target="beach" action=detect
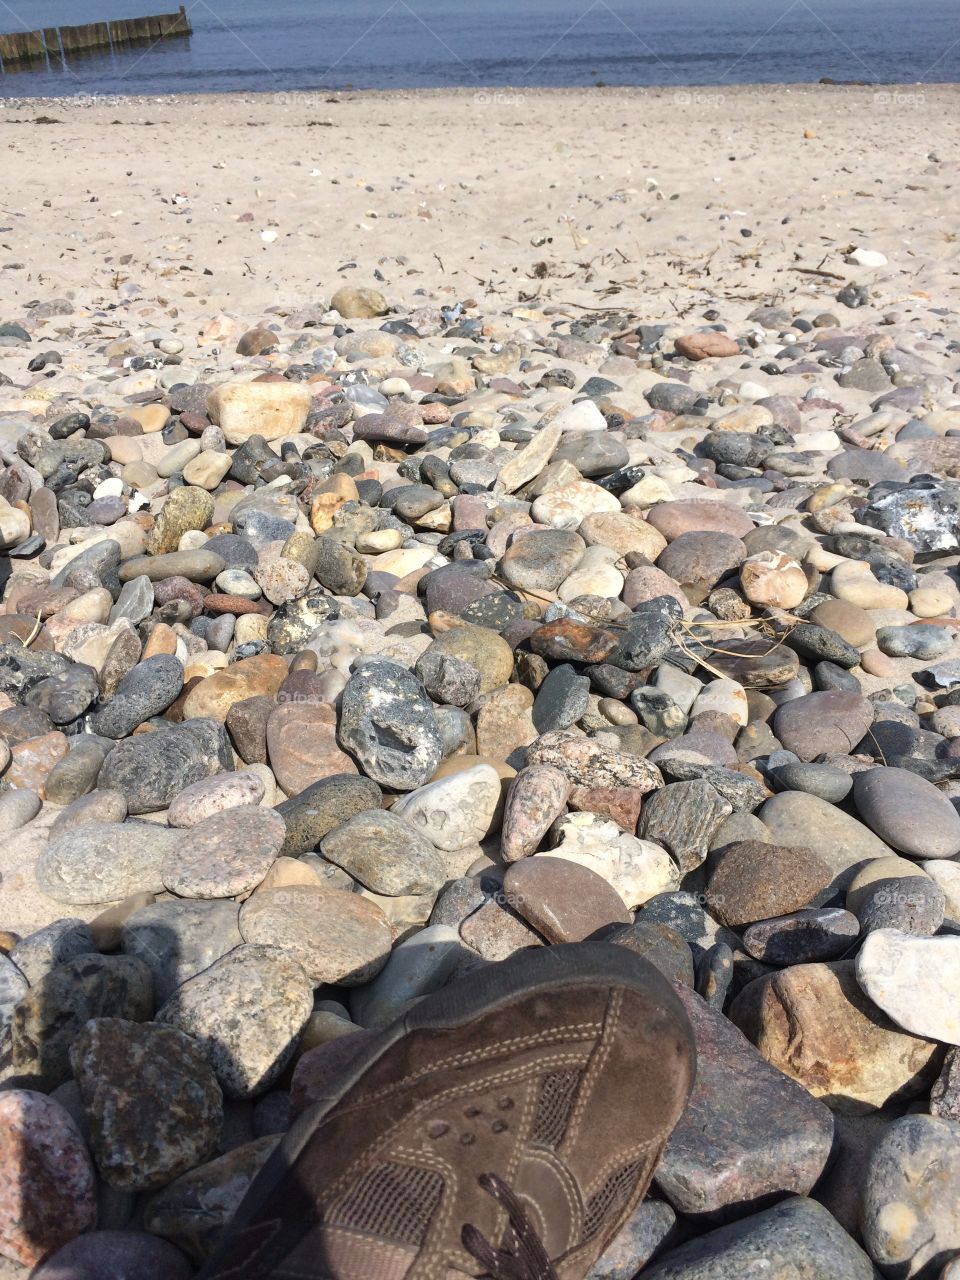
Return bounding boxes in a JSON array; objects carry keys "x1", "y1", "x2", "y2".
[
  {"x1": 2, "y1": 84, "x2": 958, "y2": 325},
  {"x1": 2, "y1": 81, "x2": 960, "y2": 1279}
]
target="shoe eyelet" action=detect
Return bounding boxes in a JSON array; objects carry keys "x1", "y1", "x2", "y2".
[
  {"x1": 497, "y1": 1097, "x2": 514, "y2": 1111},
  {"x1": 491, "y1": 1119, "x2": 508, "y2": 1134},
  {"x1": 460, "y1": 1132, "x2": 475, "y2": 1145},
  {"x1": 427, "y1": 1121, "x2": 449, "y2": 1139},
  {"x1": 464, "y1": 1106, "x2": 482, "y2": 1118}
]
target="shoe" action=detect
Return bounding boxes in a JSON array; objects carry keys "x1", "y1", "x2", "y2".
[{"x1": 198, "y1": 940, "x2": 695, "y2": 1280}]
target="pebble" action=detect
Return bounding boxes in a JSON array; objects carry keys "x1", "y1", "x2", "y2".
[
  {"x1": 852, "y1": 765, "x2": 960, "y2": 858},
  {"x1": 122, "y1": 898, "x2": 243, "y2": 1002},
  {"x1": 856, "y1": 929, "x2": 960, "y2": 1044},
  {"x1": 160, "y1": 804, "x2": 285, "y2": 898},
  {"x1": 31, "y1": 1230, "x2": 193, "y2": 1280},
  {"x1": 391, "y1": 763, "x2": 501, "y2": 850},
  {"x1": 320, "y1": 809, "x2": 446, "y2": 896}
]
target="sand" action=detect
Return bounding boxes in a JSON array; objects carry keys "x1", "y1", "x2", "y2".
[{"x1": 2, "y1": 84, "x2": 959, "y2": 329}]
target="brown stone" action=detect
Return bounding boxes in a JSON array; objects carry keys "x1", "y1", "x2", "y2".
[
  {"x1": 225, "y1": 695, "x2": 275, "y2": 765},
  {"x1": 730, "y1": 960, "x2": 943, "y2": 1114},
  {"x1": 706, "y1": 840, "x2": 834, "y2": 928},
  {"x1": 8, "y1": 731, "x2": 68, "y2": 794},
  {"x1": 181, "y1": 653, "x2": 288, "y2": 722},
  {"x1": 675, "y1": 332, "x2": 741, "y2": 360},
  {"x1": 529, "y1": 619, "x2": 622, "y2": 664},
  {"x1": 267, "y1": 702, "x2": 357, "y2": 796},
  {"x1": 568, "y1": 784, "x2": 644, "y2": 832},
  {"x1": 504, "y1": 855, "x2": 631, "y2": 942}
]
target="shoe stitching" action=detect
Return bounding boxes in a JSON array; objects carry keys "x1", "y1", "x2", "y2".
[
  {"x1": 562, "y1": 989, "x2": 622, "y2": 1152},
  {"x1": 522, "y1": 1146, "x2": 582, "y2": 1248},
  {"x1": 393, "y1": 1146, "x2": 458, "y2": 1280},
  {"x1": 392, "y1": 1024, "x2": 603, "y2": 1088},
  {"x1": 269, "y1": 1228, "x2": 415, "y2": 1280},
  {"x1": 583, "y1": 1135, "x2": 661, "y2": 1201},
  {"x1": 323, "y1": 1053, "x2": 590, "y2": 1204}
]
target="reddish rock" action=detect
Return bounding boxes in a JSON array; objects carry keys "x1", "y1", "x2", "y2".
[
  {"x1": 504, "y1": 856, "x2": 631, "y2": 942},
  {"x1": 675, "y1": 332, "x2": 741, "y2": 360},
  {"x1": 267, "y1": 702, "x2": 357, "y2": 795},
  {"x1": 568, "y1": 783, "x2": 644, "y2": 832},
  {"x1": 8, "y1": 732, "x2": 68, "y2": 794},
  {"x1": 0, "y1": 1090, "x2": 96, "y2": 1266}
]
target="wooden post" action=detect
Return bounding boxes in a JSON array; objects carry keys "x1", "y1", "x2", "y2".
[{"x1": 43, "y1": 27, "x2": 62, "y2": 58}]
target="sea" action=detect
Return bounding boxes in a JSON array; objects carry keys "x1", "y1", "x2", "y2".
[{"x1": 0, "y1": 0, "x2": 957, "y2": 98}]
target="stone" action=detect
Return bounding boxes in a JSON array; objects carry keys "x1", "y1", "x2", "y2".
[
  {"x1": 550, "y1": 812, "x2": 680, "y2": 909},
  {"x1": 338, "y1": 660, "x2": 443, "y2": 791},
  {"x1": 10, "y1": 954, "x2": 153, "y2": 1092},
  {"x1": 181, "y1": 653, "x2": 287, "y2": 721},
  {"x1": 90, "y1": 654, "x2": 184, "y2": 738},
  {"x1": 853, "y1": 766, "x2": 960, "y2": 858},
  {"x1": 69, "y1": 1018, "x2": 222, "y2": 1192},
  {"x1": 499, "y1": 529, "x2": 586, "y2": 592},
  {"x1": 641, "y1": 1197, "x2": 875, "y2": 1280},
  {"x1": 267, "y1": 702, "x2": 357, "y2": 795},
  {"x1": 351, "y1": 924, "x2": 463, "y2": 1030},
  {"x1": 846, "y1": 857, "x2": 945, "y2": 936},
  {"x1": 35, "y1": 821, "x2": 182, "y2": 904},
  {"x1": 275, "y1": 774, "x2": 383, "y2": 857},
  {"x1": 207, "y1": 382, "x2": 311, "y2": 445},
  {"x1": 532, "y1": 663, "x2": 591, "y2": 732},
  {"x1": 655, "y1": 984, "x2": 834, "y2": 1219},
  {"x1": 760, "y1": 790, "x2": 894, "y2": 897},
  {"x1": 391, "y1": 764, "x2": 501, "y2": 850},
  {"x1": 646, "y1": 500, "x2": 754, "y2": 541},
  {"x1": 588, "y1": 1200, "x2": 678, "y2": 1280},
  {"x1": 142, "y1": 1136, "x2": 279, "y2": 1263},
  {"x1": 98, "y1": 723, "x2": 229, "y2": 814},
  {"x1": 148, "y1": 486, "x2": 212, "y2": 555},
  {"x1": 503, "y1": 856, "x2": 631, "y2": 942},
  {"x1": 331, "y1": 286, "x2": 388, "y2": 318},
  {"x1": 239, "y1": 884, "x2": 391, "y2": 986},
  {"x1": 122, "y1": 899, "x2": 243, "y2": 1003},
  {"x1": 161, "y1": 804, "x2": 285, "y2": 898},
  {"x1": 167, "y1": 770, "x2": 267, "y2": 827},
  {"x1": 414, "y1": 649, "x2": 482, "y2": 706},
  {"x1": 729, "y1": 960, "x2": 942, "y2": 1113},
  {"x1": 742, "y1": 908, "x2": 861, "y2": 964},
  {"x1": 321, "y1": 809, "x2": 445, "y2": 896},
  {"x1": 157, "y1": 944, "x2": 313, "y2": 1098},
  {"x1": 119, "y1": 549, "x2": 225, "y2": 583},
  {"x1": 739, "y1": 550, "x2": 808, "y2": 609},
  {"x1": 861, "y1": 1114, "x2": 960, "y2": 1280},
  {"x1": 460, "y1": 896, "x2": 545, "y2": 961},
  {"x1": 639, "y1": 781, "x2": 732, "y2": 875},
  {"x1": 856, "y1": 930, "x2": 960, "y2": 1045},
  {"x1": 501, "y1": 764, "x2": 572, "y2": 861},
  {"x1": 0, "y1": 1090, "x2": 95, "y2": 1267},
  {"x1": 526, "y1": 730, "x2": 663, "y2": 793},
  {"x1": 773, "y1": 690, "x2": 873, "y2": 761},
  {"x1": 706, "y1": 840, "x2": 834, "y2": 928},
  {"x1": 8, "y1": 918, "x2": 95, "y2": 985},
  {"x1": 675, "y1": 331, "x2": 740, "y2": 360},
  {"x1": 31, "y1": 1231, "x2": 193, "y2": 1280},
  {"x1": 419, "y1": 624, "x2": 514, "y2": 696}
]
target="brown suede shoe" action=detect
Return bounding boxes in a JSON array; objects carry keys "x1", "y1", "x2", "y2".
[{"x1": 198, "y1": 941, "x2": 695, "y2": 1280}]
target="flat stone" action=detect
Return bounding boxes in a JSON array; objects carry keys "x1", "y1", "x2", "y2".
[
  {"x1": 655, "y1": 985, "x2": 834, "y2": 1219},
  {"x1": 498, "y1": 529, "x2": 586, "y2": 592},
  {"x1": 742, "y1": 908, "x2": 861, "y2": 964},
  {"x1": 157, "y1": 943, "x2": 313, "y2": 1099},
  {"x1": 181, "y1": 653, "x2": 287, "y2": 722},
  {"x1": 161, "y1": 804, "x2": 285, "y2": 898},
  {"x1": 275, "y1": 774, "x2": 383, "y2": 857},
  {"x1": 90, "y1": 654, "x2": 184, "y2": 738},
  {"x1": 861, "y1": 1114, "x2": 960, "y2": 1280},
  {"x1": 8, "y1": 918, "x2": 95, "y2": 985},
  {"x1": 351, "y1": 924, "x2": 463, "y2": 1030},
  {"x1": 321, "y1": 809, "x2": 445, "y2": 896},
  {"x1": 35, "y1": 821, "x2": 182, "y2": 904},
  {"x1": 207, "y1": 380, "x2": 311, "y2": 445},
  {"x1": 706, "y1": 840, "x2": 834, "y2": 928},
  {"x1": 503, "y1": 855, "x2": 631, "y2": 942},
  {"x1": 526, "y1": 730, "x2": 663, "y2": 792},
  {"x1": 0, "y1": 1090, "x2": 95, "y2": 1267},
  {"x1": 646, "y1": 500, "x2": 754, "y2": 541},
  {"x1": 267, "y1": 701, "x2": 357, "y2": 796},
  {"x1": 773, "y1": 690, "x2": 873, "y2": 762},
  {"x1": 119, "y1": 549, "x2": 225, "y2": 583},
  {"x1": 729, "y1": 960, "x2": 942, "y2": 1114},
  {"x1": 853, "y1": 766, "x2": 960, "y2": 858},
  {"x1": 641, "y1": 1197, "x2": 875, "y2": 1280},
  {"x1": 122, "y1": 899, "x2": 243, "y2": 1003},
  {"x1": 69, "y1": 1017, "x2": 222, "y2": 1192},
  {"x1": 239, "y1": 884, "x2": 392, "y2": 986},
  {"x1": 167, "y1": 770, "x2": 266, "y2": 827},
  {"x1": 97, "y1": 723, "x2": 229, "y2": 814}
]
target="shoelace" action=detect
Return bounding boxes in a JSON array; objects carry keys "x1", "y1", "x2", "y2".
[{"x1": 461, "y1": 1172, "x2": 560, "y2": 1280}]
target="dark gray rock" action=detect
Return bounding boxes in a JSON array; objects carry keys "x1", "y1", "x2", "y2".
[
  {"x1": 98, "y1": 722, "x2": 230, "y2": 814},
  {"x1": 639, "y1": 780, "x2": 731, "y2": 874},
  {"x1": 532, "y1": 663, "x2": 590, "y2": 733},
  {"x1": 275, "y1": 773, "x2": 383, "y2": 857},
  {"x1": 9, "y1": 918, "x2": 96, "y2": 985},
  {"x1": 90, "y1": 655, "x2": 184, "y2": 738},
  {"x1": 742, "y1": 908, "x2": 861, "y2": 964},
  {"x1": 122, "y1": 899, "x2": 244, "y2": 1004}
]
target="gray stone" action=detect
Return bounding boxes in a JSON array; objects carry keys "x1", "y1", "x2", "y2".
[
  {"x1": 853, "y1": 766, "x2": 960, "y2": 859},
  {"x1": 350, "y1": 924, "x2": 463, "y2": 1029},
  {"x1": 321, "y1": 809, "x2": 445, "y2": 896},
  {"x1": 36, "y1": 821, "x2": 183, "y2": 905},
  {"x1": 742, "y1": 909, "x2": 861, "y2": 965},
  {"x1": 274, "y1": 774, "x2": 383, "y2": 857},
  {"x1": 98, "y1": 721, "x2": 231, "y2": 814},
  {"x1": 9, "y1": 918, "x2": 96, "y2": 985},
  {"x1": 641, "y1": 1197, "x2": 875, "y2": 1279},
  {"x1": 639, "y1": 781, "x2": 732, "y2": 874},
  {"x1": 157, "y1": 944, "x2": 313, "y2": 1099},
  {"x1": 161, "y1": 804, "x2": 285, "y2": 899},
  {"x1": 90, "y1": 655, "x2": 184, "y2": 738},
  {"x1": 338, "y1": 660, "x2": 443, "y2": 791},
  {"x1": 861, "y1": 1114, "x2": 960, "y2": 1279},
  {"x1": 122, "y1": 899, "x2": 244, "y2": 1003}
]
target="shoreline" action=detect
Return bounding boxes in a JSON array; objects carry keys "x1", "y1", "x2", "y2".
[{"x1": 0, "y1": 81, "x2": 955, "y2": 107}]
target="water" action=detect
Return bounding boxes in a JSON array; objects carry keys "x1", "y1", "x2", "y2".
[{"x1": 0, "y1": 0, "x2": 957, "y2": 98}]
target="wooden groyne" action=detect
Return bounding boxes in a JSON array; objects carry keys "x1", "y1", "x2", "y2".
[{"x1": 0, "y1": 6, "x2": 190, "y2": 69}]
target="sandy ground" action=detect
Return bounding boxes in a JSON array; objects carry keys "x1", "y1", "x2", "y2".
[{"x1": 1, "y1": 84, "x2": 959, "y2": 330}]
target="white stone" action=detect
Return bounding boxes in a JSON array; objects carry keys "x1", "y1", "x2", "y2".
[
  {"x1": 557, "y1": 545, "x2": 624, "y2": 602},
  {"x1": 550, "y1": 400, "x2": 607, "y2": 434},
  {"x1": 531, "y1": 481, "x2": 620, "y2": 530},
  {"x1": 856, "y1": 929, "x2": 960, "y2": 1045},
  {"x1": 923, "y1": 860, "x2": 960, "y2": 927},
  {"x1": 690, "y1": 677, "x2": 749, "y2": 726},
  {"x1": 391, "y1": 765, "x2": 501, "y2": 851},
  {"x1": 549, "y1": 812, "x2": 680, "y2": 909},
  {"x1": 848, "y1": 247, "x2": 888, "y2": 267},
  {"x1": 92, "y1": 478, "x2": 124, "y2": 500}
]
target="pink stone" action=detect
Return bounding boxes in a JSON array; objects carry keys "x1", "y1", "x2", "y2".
[
  {"x1": 266, "y1": 702, "x2": 357, "y2": 796},
  {"x1": 0, "y1": 1090, "x2": 95, "y2": 1266},
  {"x1": 7, "y1": 732, "x2": 68, "y2": 795}
]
